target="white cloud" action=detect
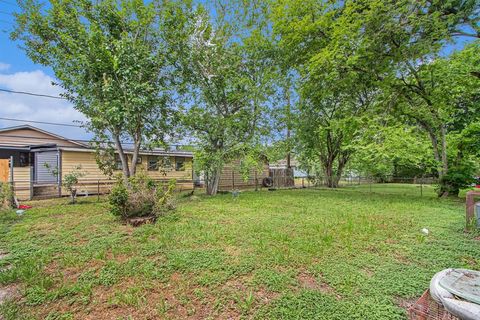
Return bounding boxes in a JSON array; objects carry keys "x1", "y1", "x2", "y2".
[
  {"x1": 0, "y1": 63, "x2": 10, "y2": 71},
  {"x1": 0, "y1": 69, "x2": 91, "y2": 140}
]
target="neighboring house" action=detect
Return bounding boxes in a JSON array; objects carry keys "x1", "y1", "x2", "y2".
[
  {"x1": 0, "y1": 125, "x2": 193, "y2": 200},
  {"x1": 269, "y1": 158, "x2": 307, "y2": 178}
]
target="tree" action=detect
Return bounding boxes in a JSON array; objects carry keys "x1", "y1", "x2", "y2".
[
  {"x1": 391, "y1": 42, "x2": 480, "y2": 196},
  {"x1": 272, "y1": 0, "x2": 384, "y2": 188},
  {"x1": 348, "y1": 121, "x2": 436, "y2": 180},
  {"x1": 271, "y1": 0, "x2": 480, "y2": 190},
  {"x1": 13, "y1": 0, "x2": 180, "y2": 181},
  {"x1": 177, "y1": 5, "x2": 274, "y2": 195}
]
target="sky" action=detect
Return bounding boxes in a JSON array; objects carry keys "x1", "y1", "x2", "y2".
[
  {"x1": 0, "y1": 2, "x2": 476, "y2": 141},
  {"x1": 0, "y1": 2, "x2": 90, "y2": 140}
]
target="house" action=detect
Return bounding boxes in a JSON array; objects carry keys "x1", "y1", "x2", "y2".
[
  {"x1": 0, "y1": 125, "x2": 194, "y2": 200},
  {"x1": 269, "y1": 157, "x2": 307, "y2": 178}
]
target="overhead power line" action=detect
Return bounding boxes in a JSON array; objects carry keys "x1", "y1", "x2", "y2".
[
  {"x1": 0, "y1": 88, "x2": 67, "y2": 99},
  {"x1": 0, "y1": 133, "x2": 190, "y2": 148},
  {"x1": 0, "y1": 117, "x2": 82, "y2": 127}
]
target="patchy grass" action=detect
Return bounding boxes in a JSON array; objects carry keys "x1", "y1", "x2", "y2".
[{"x1": 0, "y1": 187, "x2": 479, "y2": 319}]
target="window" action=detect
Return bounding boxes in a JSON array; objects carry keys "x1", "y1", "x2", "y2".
[
  {"x1": 115, "y1": 155, "x2": 122, "y2": 170},
  {"x1": 148, "y1": 156, "x2": 159, "y2": 171},
  {"x1": 175, "y1": 157, "x2": 185, "y2": 171},
  {"x1": 160, "y1": 156, "x2": 172, "y2": 170},
  {"x1": 19, "y1": 152, "x2": 30, "y2": 167}
]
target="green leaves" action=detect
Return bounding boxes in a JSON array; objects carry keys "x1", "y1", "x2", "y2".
[
  {"x1": 174, "y1": 5, "x2": 274, "y2": 194},
  {"x1": 14, "y1": 0, "x2": 183, "y2": 178}
]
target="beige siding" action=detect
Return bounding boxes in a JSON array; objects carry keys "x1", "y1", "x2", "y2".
[
  {"x1": 12, "y1": 166, "x2": 31, "y2": 200},
  {"x1": 0, "y1": 128, "x2": 80, "y2": 147},
  {"x1": 61, "y1": 151, "x2": 193, "y2": 196},
  {"x1": 218, "y1": 159, "x2": 269, "y2": 190}
]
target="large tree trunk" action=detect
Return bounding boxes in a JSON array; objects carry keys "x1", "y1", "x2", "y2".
[
  {"x1": 437, "y1": 125, "x2": 451, "y2": 197},
  {"x1": 323, "y1": 157, "x2": 339, "y2": 188},
  {"x1": 440, "y1": 124, "x2": 448, "y2": 176},
  {"x1": 206, "y1": 167, "x2": 221, "y2": 196},
  {"x1": 334, "y1": 153, "x2": 349, "y2": 188},
  {"x1": 129, "y1": 135, "x2": 141, "y2": 177},
  {"x1": 421, "y1": 123, "x2": 451, "y2": 197},
  {"x1": 113, "y1": 134, "x2": 130, "y2": 182}
]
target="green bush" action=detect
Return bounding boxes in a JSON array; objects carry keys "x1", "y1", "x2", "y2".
[
  {"x1": 109, "y1": 178, "x2": 129, "y2": 217},
  {"x1": 108, "y1": 172, "x2": 176, "y2": 219},
  {"x1": 437, "y1": 164, "x2": 476, "y2": 197},
  {"x1": 0, "y1": 182, "x2": 14, "y2": 210}
]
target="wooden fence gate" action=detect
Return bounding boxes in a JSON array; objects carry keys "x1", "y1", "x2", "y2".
[{"x1": 0, "y1": 159, "x2": 9, "y2": 182}]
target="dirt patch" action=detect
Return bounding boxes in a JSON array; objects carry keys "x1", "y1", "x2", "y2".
[
  {"x1": 393, "y1": 252, "x2": 411, "y2": 265},
  {"x1": 362, "y1": 267, "x2": 375, "y2": 278},
  {"x1": 385, "y1": 238, "x2": 399, "y2": 245},
  {"x1": 297, "y1": 272, "x2": 341, "y2": 300},
  {"x1": 255, "y1": 287, "x2": 280, "y2": 304},
  {"x1": 222, "y1": 274, "x2": 253, "y2": 292},
  {"x1": 0, "y1": 284, "x2": 21, "y2": 304},
  {"x1": 223, "y1": 245, "x2": 242, "y2": 258}
]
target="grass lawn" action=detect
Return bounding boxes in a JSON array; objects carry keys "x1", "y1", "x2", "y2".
[{"x1": 0, "y1": 186, "x2": 479, "y2": 319}]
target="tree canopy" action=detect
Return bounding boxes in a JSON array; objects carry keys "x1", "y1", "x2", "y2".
[
  {"x1": 14, "y1": 0, "x2": 182, "y2": 180},
  {"x1": 12, "y1": 0, "x2": 480, "y2": 197}
]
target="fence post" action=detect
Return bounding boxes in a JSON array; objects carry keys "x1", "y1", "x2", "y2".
[
  {"x1": 97, "y1": 179, "x2": 100, "y2": 202},
  {"x1": 232, "y1": 171, "x2": 235, "y2": 190},
  {"x1": 9, "y1": 156, "x2": 13, "y2": 183},
  {"x1": 255, "y1": 171, "x2": 258, "y2": 191},
  {"x1": 369, "y1": 176, "x2": 372, "y2": 193},
  {"x1": 302, "y1": 177, "x2": 305, "y2": 188},
  {"x1": 9, "y1": 156, "x2": 14, "y2": 203},
  {"x1": 29, "y1": 166, "x2": 34, "y2": 200},
  {"x1": 420, "y1": 176, "x2": 423, "y2": 197}
]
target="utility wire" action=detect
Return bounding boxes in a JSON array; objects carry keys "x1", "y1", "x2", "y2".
[
  {"x1": 0, "y1": 88, "x2": 67, "y2": 99},
  {"x1": 0, "y1": 117, "x2": 82, "y2": 127},
  {"x1": 0, "y1": 134, "x2": 191, "y2": 148}
]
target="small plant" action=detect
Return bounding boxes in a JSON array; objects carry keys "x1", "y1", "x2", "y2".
[
  {"x1": 0, "y1": 182, "x2": 14, "y2": 210},
  {"x1": 63, "y1": 166, "x2": 85, "y2": 204},
  {"x1": 45, "y1": 164, "x2": 85, "y2": 204},
  {"x1": 108, "y1": 172, "x2": 176, "y2": 221}
]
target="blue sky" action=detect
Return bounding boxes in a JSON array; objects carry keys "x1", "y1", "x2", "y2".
[
  {"x1": 0, "y1": 2, "x2": 475, "y2": 140},
  {"x1": 0, "y1": 2, "x2": 90, "y2": 140}
]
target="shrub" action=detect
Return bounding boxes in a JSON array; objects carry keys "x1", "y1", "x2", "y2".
[
  {"x1": 109, "y1": 177, "x2": 129, "y2": 217},
  {"x1": 0, "y1": 182, "x2": 14, "y2": 210},
  {"x1": 45, "y1": 163, "x2": 85, "y2": 204},
  {"x1": 62, "y1": 165, "x2": 85, "y2": 204},
  {"x1": 109, "y1": 172, "x2": 176, "y2": 219},
  {"x1": 437, "y1": 164, "x2": 476, "y2": 197}
]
